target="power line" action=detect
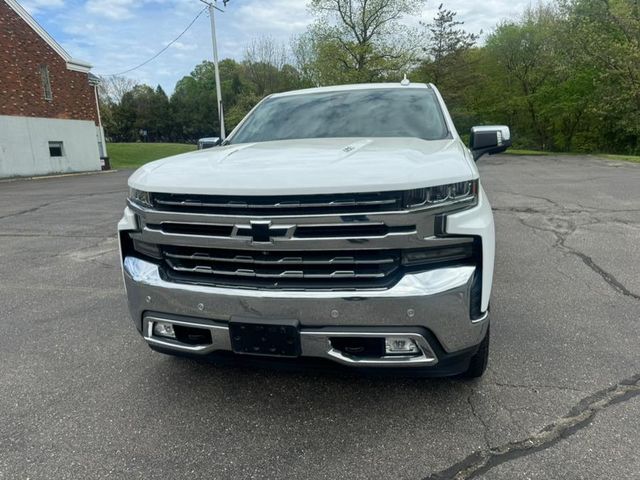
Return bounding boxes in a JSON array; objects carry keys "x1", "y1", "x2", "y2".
[{"x1": 101, "y1": 7, "x2": 207, "y2": 77}]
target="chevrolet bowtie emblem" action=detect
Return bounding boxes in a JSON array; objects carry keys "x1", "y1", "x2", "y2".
[
  {"x1": 250, "y1": 221, "x2": 273, "y2": 242},
  {"x1": 235, "y1": 221, "x2": 291, "y2": 243}
]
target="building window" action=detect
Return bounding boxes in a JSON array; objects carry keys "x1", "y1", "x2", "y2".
[
  {"x1": 40, "y1": 65, "x2": 52, "y2": 101},
  {"x1": 49, "y1": 141, "x2": 64, "y2": 157}
]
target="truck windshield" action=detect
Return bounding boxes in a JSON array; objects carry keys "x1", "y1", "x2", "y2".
[{"x1": 228, "y1": 88, "x2": 449, "y2": 144}]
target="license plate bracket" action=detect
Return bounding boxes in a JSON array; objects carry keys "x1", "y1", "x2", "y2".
[{"x1": 229, "y1": 317, "x2": 301, "y2": 357}]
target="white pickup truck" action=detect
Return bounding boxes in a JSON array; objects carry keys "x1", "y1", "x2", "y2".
[{"x1": 118, "y1": 82, "x2": 510, "y2": 377}]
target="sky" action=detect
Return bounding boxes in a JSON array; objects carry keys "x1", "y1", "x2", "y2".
[{"x1": 21, "y1": 0, "x2": 534, "y2": 93}]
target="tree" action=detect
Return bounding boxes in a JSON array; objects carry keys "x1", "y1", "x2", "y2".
[
  {"x1": 243, "y1": 36, "x2": 289, "y2": 95},
  {"x1": 98, "y1": 75, "x2": 138, "y2": 104},
  {"x1": 561, "y1": 0, "x2": 640, "y2": 153},
  {"x1": 98, "y1": 75, "x2": 138, "y2": 142},
  {"x1": 484, "y1": 6, "x2": 562, "y2": 149},
  {"x1": 112, "y1": 84, "x2": 173, "y2": 142},
  {"x1": 148, "y1": 86, "x2": 171, "y2": 141},
  {"x1": 169, "y1": 59, "x2": 260, "y2": 139},
  {"x1": 420, "y1": 4, "x2": 479, "y2": 85},
  {"x1": 296, "y1": 0, "x2": 426, "y2": 84},
  {"x1": 170, "y1": 64, "x2": 218, "y2": 141},
  {"x1": 413, "y1": 4, "x2": 480, "y2": 134},
  {"x1": 98, "y1": 3, "x2": 640, "y2": 155},
  {"x1": 292, "y1": 32, "x2": 322, "y2": 86}
]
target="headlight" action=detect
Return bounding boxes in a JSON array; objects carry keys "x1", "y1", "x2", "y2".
[
  {"x1": 403, "y1": 180, "x2": 478, "y2": 209},
  {"x1": 129, "y1": 188, "x2": 153, "y2": 208}
]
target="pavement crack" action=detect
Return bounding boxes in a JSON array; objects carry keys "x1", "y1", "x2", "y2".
[
  {"x1": 423, "y1": 373, "x2": 640, "y2": 480},
  {"x1": 495, "y1": 200, "x2": 640, "y2": 301},
  {"x1": 467, "y1": 392, "x2": 491, "y2": 449},
  {"x1": 491, "y1": 381, "x2": 585, "y2": 393},
  {"x1": 425, "y1": 374, "x2": 640, "y2": 480},
  {"x1": 492, "y1": 189, "x2": 640, "y2": 215},
  {"x1": 491, "y1": 190, "x2": 565, "y2": 210},
  {"x1": 559, "y1": 243, "x2": 640, "y2": 301},
  {"x1": 551, "y1": 230, "x2": 639, "y2": 301},
  {"x1": 493, "y1": 206, "x2": 549, "y2": 215},
  {"x1": 0, "y1": 201, "x2": 58, "y2": 220}
]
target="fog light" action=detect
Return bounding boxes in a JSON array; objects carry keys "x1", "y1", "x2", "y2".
[
  {"x1": 153, "y1": 321, "x2": 176, "y2": 339},
  {"x1": 385, "y1": 337, "x2": 419, "y2": 355}
]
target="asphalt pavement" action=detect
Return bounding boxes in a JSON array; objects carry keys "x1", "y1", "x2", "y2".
[{"x1": 0, "y1": 154, "x2": 639, "y2": 479}]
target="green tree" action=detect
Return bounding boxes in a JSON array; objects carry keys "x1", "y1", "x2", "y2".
[
  {"x1": 170, "y1": 61, "x2": 221, "y2": 140},
  {"x1": 562, "y1": 0, "x2": 640, "y2": 153},
  {"x1": 413, "y1": 4, "x2": 480, "y2": 135},
  {"x1": 98, "y1": 75, "x2": 138, "y2": 142},
  {"x1": 115, "y1": 85, "x2": 173, "y2": 142},
  {"x1": 420, "y1": 4, "x2": 479, "y2": 85},
  {"x1": 171, "y1": 78, "x2": 213, "y2": 140},
  {"x1": 484, "y1": 6, "x2": 562, "y2": 149},
  {"x1": 243, "y1": 36, "x2": 289, "y2": 95},
  {"x1": 148, "y1": 86, "x2": 171, "y2": 141},
  {"x1": 296, "y1": 0, "x2": 426, "y2": 84}
]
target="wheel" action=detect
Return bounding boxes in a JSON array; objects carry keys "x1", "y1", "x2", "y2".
[{"x1": 461, "y1": 326, "x2": 490, "y2": 379}]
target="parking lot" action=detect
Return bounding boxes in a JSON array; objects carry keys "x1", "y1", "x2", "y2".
[{"x1": 1, "y1": 154, "x2": 639, "y2": 480}]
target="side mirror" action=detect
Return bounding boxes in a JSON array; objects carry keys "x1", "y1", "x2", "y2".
[
  {"x1": 197, "y1": 137, "x2": 221, "y2": 150},
  {"x1": 470, "y1": 126, "x2": 511, "y2": 161}
]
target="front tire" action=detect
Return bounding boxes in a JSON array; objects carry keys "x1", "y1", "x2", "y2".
[{"x1": 461, "y1": 326, "x2": 489, "y2": 379}]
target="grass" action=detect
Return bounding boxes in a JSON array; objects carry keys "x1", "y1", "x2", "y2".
[
  {"x1": 505, "y1": 148, "x2": 553, "y2": 156},
  {"x1": 107, "y1": 143, "x2": 197, "y2": 169},
  {"x1": 600, "y1": 154, "x2": 640, "y2": 164},
  {"x1": 506, "y1": 149, "x2": 640, "y2": 164}
]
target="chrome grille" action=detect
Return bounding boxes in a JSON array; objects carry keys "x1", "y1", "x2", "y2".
[
  {"x1": 160, "y1": 246, "x2": 401, "y2": 290},
  {"x1": 128, "y1": 189, "x2": 454, "y2": 289},
  {"x1": 152, "y1": 191, "x2": 404, "y2": 216},
  {"x1": 146, "y1": 222, "x2": 415, "y2": 239}
]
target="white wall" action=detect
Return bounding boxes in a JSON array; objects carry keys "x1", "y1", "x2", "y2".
[{"x1": 0, "y1": 115, "x2": 101, "y2": 178}]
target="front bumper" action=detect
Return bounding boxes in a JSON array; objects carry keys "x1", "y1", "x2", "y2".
[
  {"x1": 118, "y1": 185, "x2": 494, "y2": 371},
  {"x1": 122, "y1": 256, "x2": 488, "y2": 368}
]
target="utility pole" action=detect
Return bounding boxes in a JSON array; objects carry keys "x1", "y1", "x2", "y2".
[{"x1": 201, "y1": 0, "x2": 227, "y2": 140}]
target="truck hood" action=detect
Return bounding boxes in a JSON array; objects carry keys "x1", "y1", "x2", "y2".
[{"x1": 128, "y1": 137, "x2": 476, "y2": 195}]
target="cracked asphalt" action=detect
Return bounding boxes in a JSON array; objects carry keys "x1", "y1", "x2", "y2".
[{"x1": 1, "y1": 154, "x2": 639, "y2": 480}]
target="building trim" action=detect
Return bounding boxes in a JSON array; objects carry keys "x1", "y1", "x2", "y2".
[{"x1": 3, "y1": 0, "x2": 92, "y2": 72}]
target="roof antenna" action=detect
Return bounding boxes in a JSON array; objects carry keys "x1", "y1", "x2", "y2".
[{"x1": 400, "y1": 74, "x2": 410, "y2": 86}]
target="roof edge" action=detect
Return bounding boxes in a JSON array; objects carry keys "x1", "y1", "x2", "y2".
[
  {"x1": 271, "y1": 82, "x2": 431, "y2": 98},
  {"x1": 67, "y1": 58, "x2": 93, "y2": 72},
  {"x1": 4, "y1": 0, "x2": 92, "y2": 71}
]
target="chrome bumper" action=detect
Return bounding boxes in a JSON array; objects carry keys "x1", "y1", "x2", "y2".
[
  {"x1": 123, "y1": 256, "x2": 488, "y2": 365},
  {"x1": 143, "y1": 315, "x2": 439, "y2": 367}
]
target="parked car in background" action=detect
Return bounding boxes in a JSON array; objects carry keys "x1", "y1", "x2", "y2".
[{"x1": 119, "y1": 81, "x2": 511, "y2": 377}]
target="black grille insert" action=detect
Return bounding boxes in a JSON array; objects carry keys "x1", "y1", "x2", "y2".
[
  {"x1": 160, "y1": 246, "x2": 402, "y2": 290},
  {"x1": 148, "y1": 223, "x2": 234, "y2": 237},
  {"x1": 294, "y1": 224, "x2": 415, "y2": 238}
]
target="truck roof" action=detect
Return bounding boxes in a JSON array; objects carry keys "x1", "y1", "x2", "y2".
[{"x1": 270, "y1": 82, "x2": 432, "y2": 98}]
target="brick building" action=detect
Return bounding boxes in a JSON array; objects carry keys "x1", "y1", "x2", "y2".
[{"x1": 0, "y1": 0, "x2": 105, "y2": 177}]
